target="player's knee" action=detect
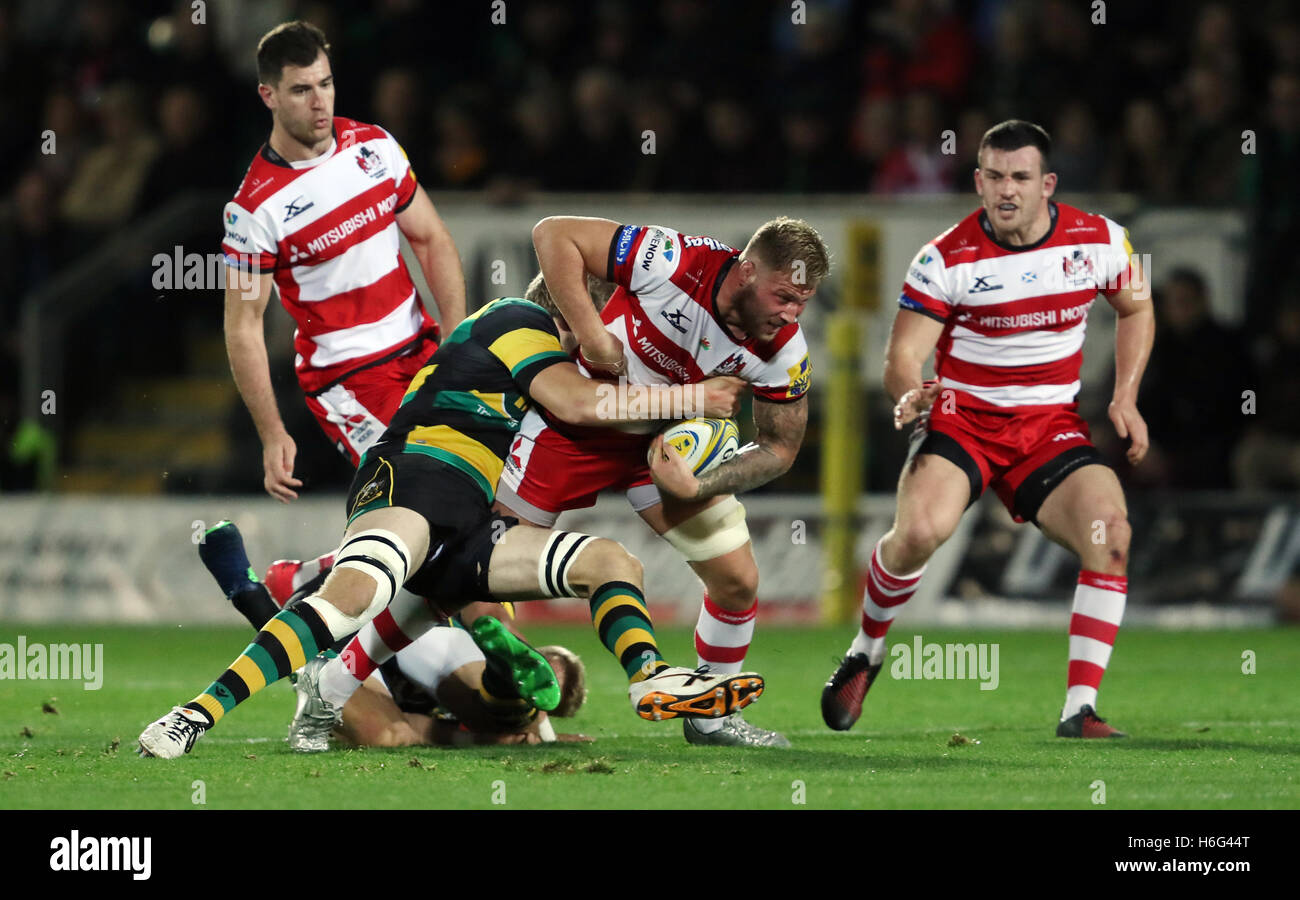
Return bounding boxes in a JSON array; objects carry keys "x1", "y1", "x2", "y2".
[
  {"x1": 572, "y1": 538, "x2": 642, "y2": 595},
  {"x1": 310, "y1": 529, "x2": 414, "y2": 632},
  {"x1": 701, "y1": 563, "x2": 759, "y2": 610},
  {"x1": 893, "y1": 516, "x2": 952, "y2": 563},
  {"x1": 1093, "y1": 510, "x2": 1131, "y2": 567}
]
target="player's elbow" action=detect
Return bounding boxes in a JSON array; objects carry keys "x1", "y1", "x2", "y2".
[
  {"x1": 532, "y1": 216, "x2": 557, "y2": 246},
  {"x1": 769, "y1": 443, "x2": 799, "y2": 477}
]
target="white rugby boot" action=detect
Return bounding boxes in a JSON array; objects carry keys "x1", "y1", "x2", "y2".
[{"x1": 137, "y1": 706, "x2": 210, "y2": 759}]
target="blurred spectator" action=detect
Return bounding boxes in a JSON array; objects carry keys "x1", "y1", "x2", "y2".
[
  {"x1": 147, "y1": 0, "x2": 241, "y2": 117},
  {"x1": 137, "y1": 85, "x2": 233, "y2": 217},
  {"x1": 0, "y1": 169, "x2": 70, "y2": 308},
  {"x1": 497, "y1": 86, "x2": 570, "y2": 193},
  {"x1": 562, "y1": 67, "x2": 633, "y2": 191},
  {"x1": 850, "y1": 95, "x2": 899, "y2": 188},
  {"x1": 0, "y1": 168, "x2": 67, "y2": 492},
  {"x1": 780, "y1": 96, "x2": 853, "y2": 193},
  {"x1": 625, "y1": 84, "x2": 699, "y2": 193},
  {"x1": 871, "y1": 91, "x2": 953, "y2": 193},
  {"x1": 1104, "y1": 98, "x2": 1177, "y2": 201},
  {"x1": 1024, "y1": 0, "x2": 1116, "y2": 120},
  {"x1": 60, "y1": 82, "x2": 159, "y2": 230},
  {"x1": 30, "y1": 86, "x2": 91, "y2": 195},
  {"x1": 59, "y1": 0, "x2": 145, "y2": 103},
  {"x1": 1233, "y1": 296, "x2": 1300, "y2": 489},
  {"x1": 861, "y1": 0, "x2": 975, "y2": 108},
  {"x1": 0, "y1": 3, "x2": 43, "y2": 194},
  {"x1": 1241, "y1": 71, "x2": 1300, "y2": 331},
  {"x1": 370, "y1": 67, "x2": 428, "y2": 173},
  {"x1": 1051, "y1": 102, "x2": 1103, "y2": 192},
  {"x1": 976, "y1": 4, "x2": 1036, "y2": 121},
  {"x1": 1134, "y1": 269, "x2": 1252, "y2": 489},
  {"x1": 1171, "y1": 65, "x2": 1245, "y2": 203},
  {"x1": 948, "y1": 106, "x2": 991, "y2": 191},
  {"x1": 701, "y1": 97, "x2": 775, "y2": 192},
  {"x1": 428, "y1": 98, "x2": 491, "y2": 189}
]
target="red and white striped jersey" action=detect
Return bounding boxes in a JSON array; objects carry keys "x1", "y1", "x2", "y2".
[
  {"x1": 221, "y1": 117, "x2": 436, "y2": 393},
  {"x1": 899, "y1": 202, "x2": 1133, "y2": 409},
  {"x1": 595, "y1": 224, "x2": 811, "y2": 403}
]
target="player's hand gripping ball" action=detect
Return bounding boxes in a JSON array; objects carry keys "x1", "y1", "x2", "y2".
[{"x1": 658, "y1": 417, "x2": 741, "y2": 474}]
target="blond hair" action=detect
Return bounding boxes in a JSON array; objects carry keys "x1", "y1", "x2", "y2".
[
  {"x1": 742, "y1": 217, "x2": 831, "y2": 285},
  {"x1": 524, "y1": 272, "x2": 616, "y2": 317}
]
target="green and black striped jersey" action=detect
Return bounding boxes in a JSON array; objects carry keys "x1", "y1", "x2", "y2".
[{"x1": 369, "y1": 298, "x2": 571, "y2": 500}]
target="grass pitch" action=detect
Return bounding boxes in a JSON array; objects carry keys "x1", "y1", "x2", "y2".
[{"x1": 1, "y1": 623, "x2": 1296, "y2": 810}]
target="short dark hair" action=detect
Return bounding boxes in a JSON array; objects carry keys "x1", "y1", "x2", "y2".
[
  {"x1": 978, "y1": 119, "x2": 1052, "y2": 173},
  {"x1": 257, "y1": 21, "x2": 330, "y2": 86}
]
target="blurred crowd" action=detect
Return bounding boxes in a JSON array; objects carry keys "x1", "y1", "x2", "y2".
[{"x1": 0, "y1": 0, "x2": 1298, "y2": 492}]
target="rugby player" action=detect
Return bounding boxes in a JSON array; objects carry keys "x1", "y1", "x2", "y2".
[
  {"x1": 490, "y1": 215, "x2": 830, "y2": 747},
  {"x1": 821, "y1": 120, "x2": 1153, "y2": 738},
  {"x1": 139, "y1": 297, "x2": 759, "y2": 758},
  {"x1": 196, "y1": 521, "x2": 588, "y2": 748},
  {"x1": 222, "y1": 20, "x2": 466, "y2": 500}
]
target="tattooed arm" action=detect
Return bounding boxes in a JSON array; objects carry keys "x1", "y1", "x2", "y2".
[{"x1": 649, "y1": 395, "x2": 808, "y2": 501}]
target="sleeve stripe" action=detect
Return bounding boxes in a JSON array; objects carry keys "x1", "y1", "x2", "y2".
[
  {"x1": 395, "y1": 170, "x2": 417, "y2": 213},
  {"x1": 488, "y1": 327, "x2": 565, "y2": 371},
  {"x1": 511, "y1": 350, "x2": 571, "y2": 377}
]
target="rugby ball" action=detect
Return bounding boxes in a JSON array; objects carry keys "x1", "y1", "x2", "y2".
[{"x1": 660, "y1": 418, "x2": 741, "y2": 475}]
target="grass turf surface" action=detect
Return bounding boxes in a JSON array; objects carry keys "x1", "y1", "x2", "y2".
[{"x1": 1, "y1": 623, "x2": 1297, "y2": 810}]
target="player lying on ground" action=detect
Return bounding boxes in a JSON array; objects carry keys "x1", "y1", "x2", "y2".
[
  {"x1": 821, "y1": 119, "x2": 1153, "y2": 738},
  {"x1": 330, "y1": 624, "x2": 590, "y2": 748},
  {"x1": 139, "y1": 296, "x2": 761, "y2": 758},
  {"x1": 486, "y1": 216, "x2": 829, "y2": 748},
  {"x1": 196, "y1": 521, "x2": 587, "y2": 747}
]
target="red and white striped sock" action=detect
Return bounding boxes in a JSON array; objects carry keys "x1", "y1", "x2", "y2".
[
  {"x1": 848, "y1": 540, "x2": 925, "y2": 665},
  {"x1": 692, "y1": 593, "x2": 757, "y2": 733},
  {"x1": 694, "y1": 593, "x2": 757, "y2": 675},
  {"x1": 318, "y1": 588, "x2": 436, "y2": 708},
  {"x1": 1062, "y1": 570, "x2": 1127, "y2": 719}
]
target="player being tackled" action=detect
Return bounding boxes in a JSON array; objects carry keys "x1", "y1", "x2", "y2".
[{"x1": 140, "y1": 296, "x2": 763, "y2": 759}]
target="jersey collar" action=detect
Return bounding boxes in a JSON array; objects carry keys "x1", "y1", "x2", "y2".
[
  {"x1": 978, "y1": 200, "x2": 1058, "y2": 252},
  {"x1": 261, "y1": 127, "x2": 338, "y2": 169}
]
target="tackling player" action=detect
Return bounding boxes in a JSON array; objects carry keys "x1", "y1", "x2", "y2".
[
  {"x1": 138, "y1": 297, "x2": 759, "y2": 758},
  {"x1": 195, "y1": 521, "x2": 588, "y2": 748},
  {"x1": 493, "y1": 215, "x2": 829, "y2": 747},
  {"x1": 821, "y1": 120, "x2": 1153, "y2": 738}
]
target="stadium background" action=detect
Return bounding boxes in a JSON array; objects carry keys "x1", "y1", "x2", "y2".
[{"x1": 0, "y1": 0, "x2": 1296, "y2": 631}]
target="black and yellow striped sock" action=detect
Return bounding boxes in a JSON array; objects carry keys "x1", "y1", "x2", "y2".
[
  {"x1": 185, "y1": 599, "x2": 334, "y2": 726},
  {"x1": 589, "y1": 581, "x2": 668, "y2": 683}
]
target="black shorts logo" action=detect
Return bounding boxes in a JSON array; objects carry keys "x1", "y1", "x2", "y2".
[{"x1": 352, "y1": 470, "x2": 389, "y2": 516}]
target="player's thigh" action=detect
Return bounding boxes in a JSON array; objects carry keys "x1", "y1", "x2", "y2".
[
  {"x1": 892, "y1": 451, "x2": 973, "y2": 548},
  {"x1": 486, "y1": 522, "x2": 637, "y2": 600},
  {"x1": 1035, "y1": 464, "x2": 1129, "y2": 556},
  {"x1": 483, "y1": 523, "x2": 558, "y2": 598},
  {"x1": 341, "y1": 506, "x2": 432, "y2": 573},
  {"x1": 316, "y1": 506, "x2": 430, "y2": 613}
]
